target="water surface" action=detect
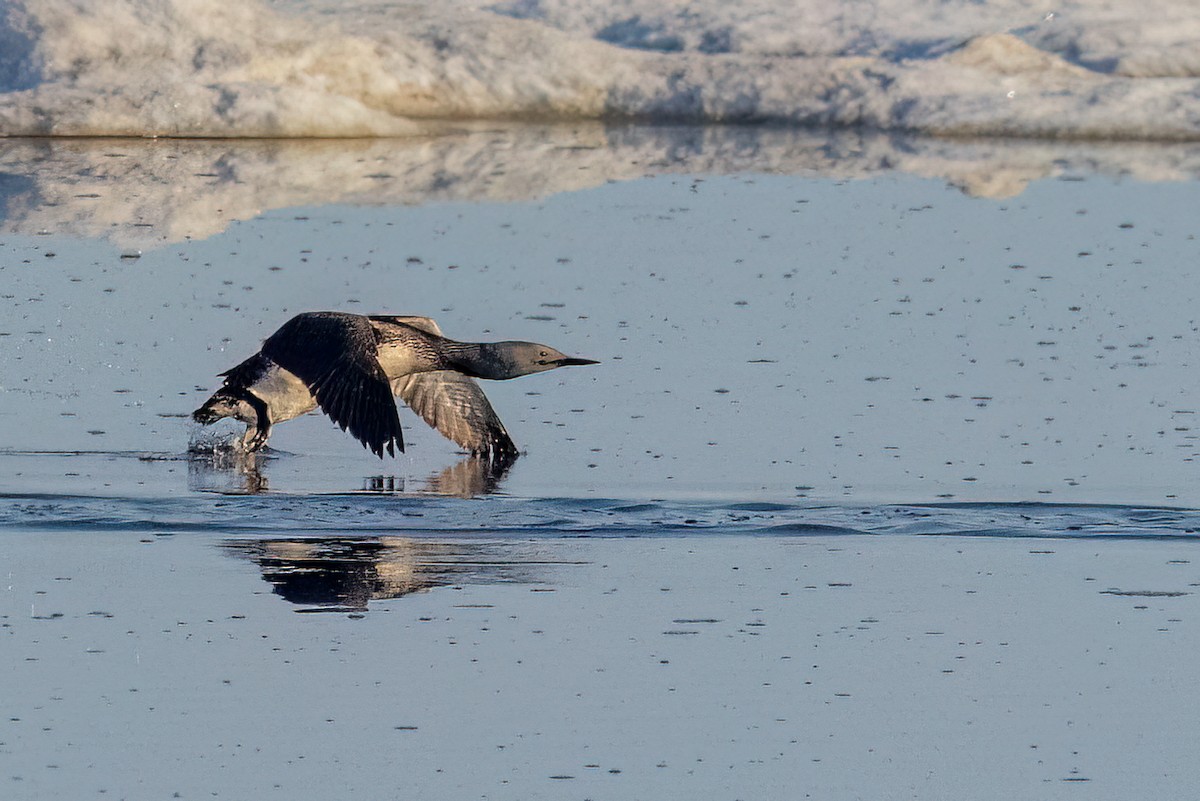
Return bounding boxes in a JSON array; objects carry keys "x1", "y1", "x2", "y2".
[{"x1": 5, "y1": 126, "x2": 1200, "y2": 801}]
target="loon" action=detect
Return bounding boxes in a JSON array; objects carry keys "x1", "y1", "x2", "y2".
[{"x1": 192, "y1": 311, "x2": 598, "y2": 460}]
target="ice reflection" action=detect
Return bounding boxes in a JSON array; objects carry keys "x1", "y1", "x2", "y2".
[
  {"x1": 5, "y1": 125, "x2": 1200, "y2": 246},
  {"x1": 223, "y1": 536, "x2": 575, "y2": 611}
]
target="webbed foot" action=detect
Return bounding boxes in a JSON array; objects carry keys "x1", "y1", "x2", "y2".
[{"x1": 242, "y1": 426, "x2": 271, "y2": 453}]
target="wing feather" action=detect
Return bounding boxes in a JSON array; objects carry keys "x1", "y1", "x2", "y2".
[
  {"x1": 261, "y1": 312, "x2": 403, "y2": 458},
  {"x1": 393, "y1": 371, "x2": 517, "y2": 461},
  {"x1": 369, "y1": 315, "x2": 444, "y2": 337}
]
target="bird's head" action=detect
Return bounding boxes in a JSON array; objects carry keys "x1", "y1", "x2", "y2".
[{"x1": 472, "y1": 341, "x2": 599, "y2": 380}]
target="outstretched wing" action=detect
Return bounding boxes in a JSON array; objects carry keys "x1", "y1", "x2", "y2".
[
  {"x1": 392, "y1": 371, "x2": 518, "y2": 460},
  {"x1": 372, "y1": 314, "x2": 515, "y2": 458},
  {"x1": 260, "y1": 312, "x2": 403, "y2": 458},
  {"x1": 369, "y1": 315, "x2": 443, "y2": 336}
]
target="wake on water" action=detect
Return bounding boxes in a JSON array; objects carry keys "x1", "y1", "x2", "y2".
[
  {"x1": 4, "y1": 492, "x2": 1200, "y2": 538},
  {"x1": 2, "y1": 0, "x2": 1200, "y2": 139}
]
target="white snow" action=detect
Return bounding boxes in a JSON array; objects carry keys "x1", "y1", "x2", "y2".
[{"x1": 2, "y1": 0, "x2": 1200, "y2": 138}]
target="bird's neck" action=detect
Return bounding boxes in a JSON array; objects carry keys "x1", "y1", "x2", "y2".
[{"x1": 442, "y1": 342, "x2": 510, "y2": 380}]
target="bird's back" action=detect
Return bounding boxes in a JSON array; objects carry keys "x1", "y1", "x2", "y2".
[{"x1": 369, "y1": 317, "x2": 456, "y2": 379}]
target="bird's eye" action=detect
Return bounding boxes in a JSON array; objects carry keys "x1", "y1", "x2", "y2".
[{"x1": 539, "y1": 351, "x2": 548, "y2": 358}]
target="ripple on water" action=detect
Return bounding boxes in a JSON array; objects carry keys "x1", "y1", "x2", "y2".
[{"x1": 2, "y1": 492, "x2": 1200, "y2": 540}]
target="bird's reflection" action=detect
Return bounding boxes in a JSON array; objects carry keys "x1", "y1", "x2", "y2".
[
  {"x1": 364, "y1": 455, "x2": 513, "y2": 498},
  {"x1": 224, "y1": 536, "x2": 566, "y2": 612},
  {"x1": 187, "y1": 439, "x2": 516, "y2": 497},
  {"x1": 186, "y1": 442, "x2": 272, "y2": 494}
]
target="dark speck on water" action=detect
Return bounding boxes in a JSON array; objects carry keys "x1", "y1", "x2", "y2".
[{"x1": 1100, "y1": 589, "x2": 1189, "y2": 597}]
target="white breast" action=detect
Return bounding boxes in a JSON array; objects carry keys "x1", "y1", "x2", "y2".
[
  {"x1": 376, "y1": 347, "x2": 433, "y2": 381},
  {"x1": 251, "y1": 363, "x2": 318, "y2": 423}
]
